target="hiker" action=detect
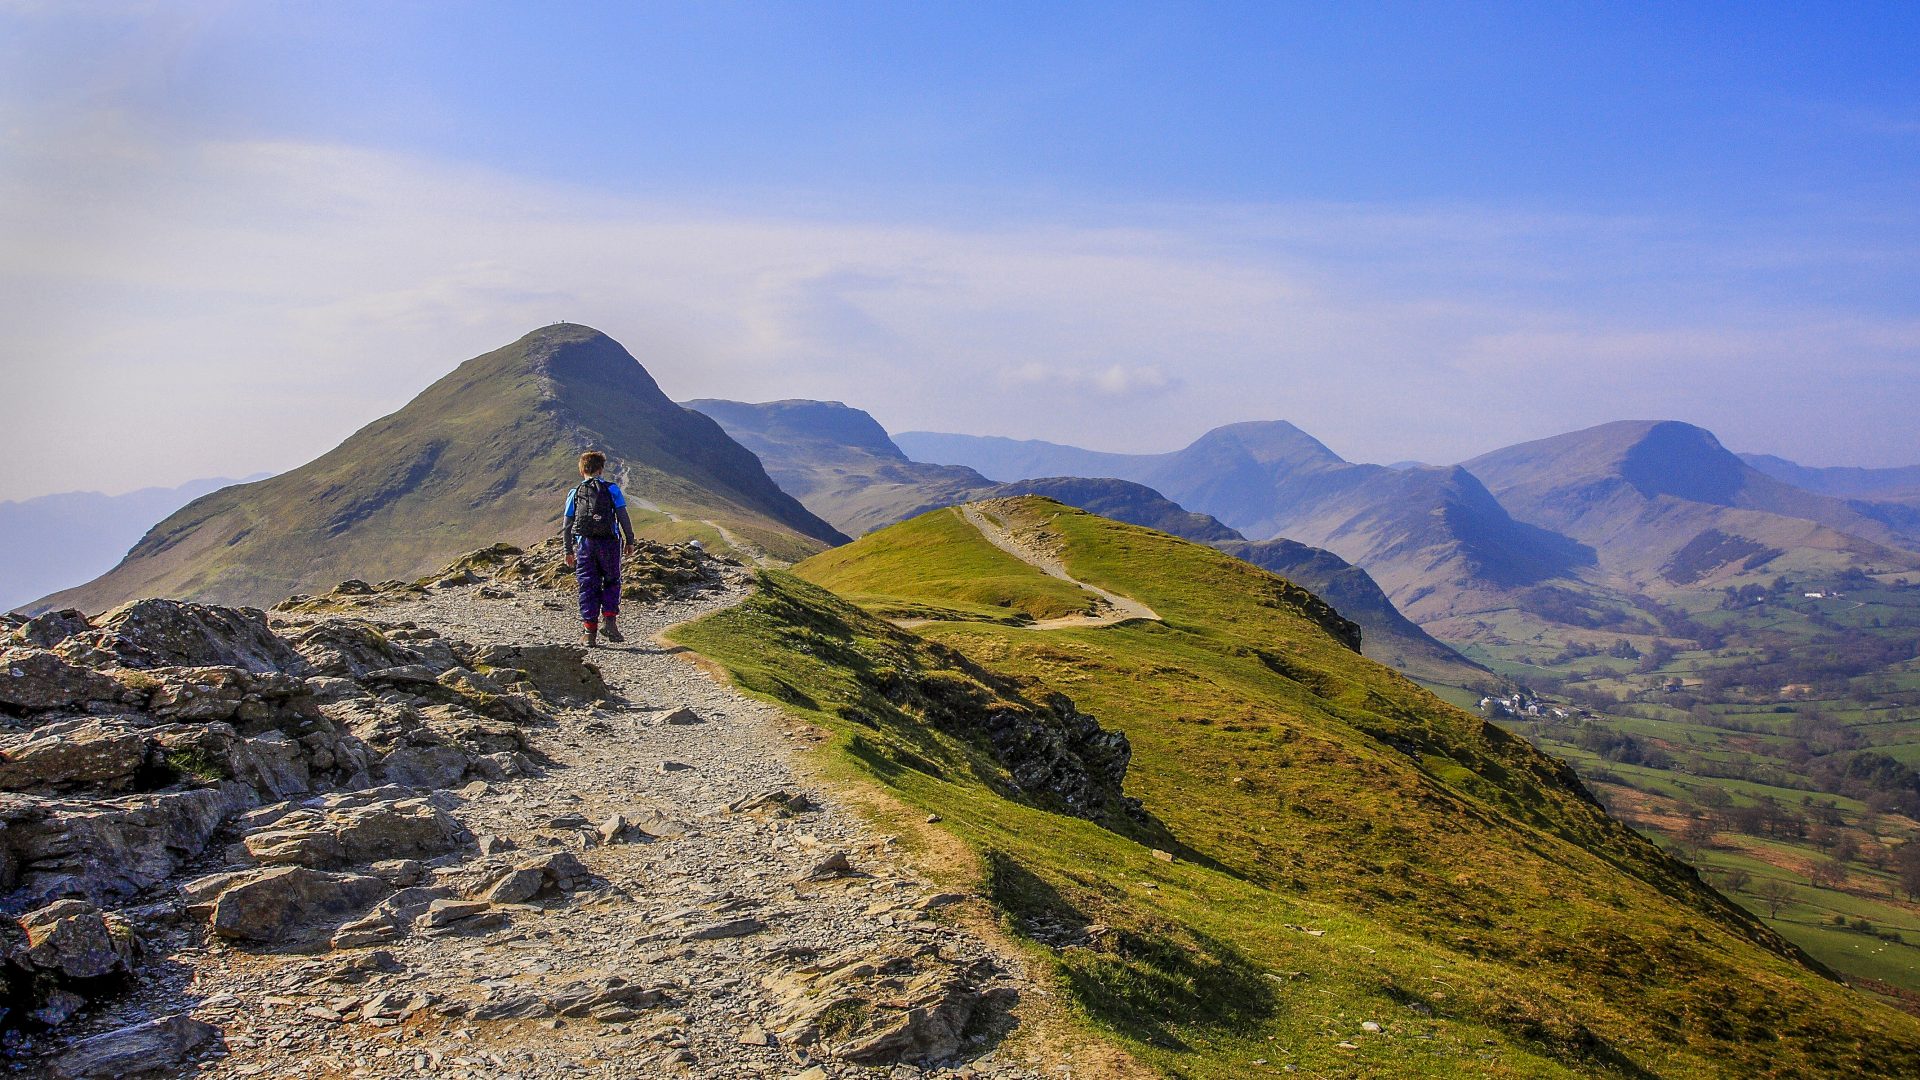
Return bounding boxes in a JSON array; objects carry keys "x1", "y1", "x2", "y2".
[{"x1": 562, "y1": 450, "x2": 637, "y2": 646}]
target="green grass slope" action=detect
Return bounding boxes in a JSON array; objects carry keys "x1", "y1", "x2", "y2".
[
  {"x1": 39, "y1": 326, "x2": 843, "y2": 613},
  {"x1": 675, "y1": 496, "x2": 1920, "y2": 1078}
]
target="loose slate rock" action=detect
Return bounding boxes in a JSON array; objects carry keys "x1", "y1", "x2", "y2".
[
  {"x1": 681, "y1": 917, "x2": 764, "y2": 942},
  {"x1": 47, "y1": 1014, "x2": 221, "y2": 1079}
]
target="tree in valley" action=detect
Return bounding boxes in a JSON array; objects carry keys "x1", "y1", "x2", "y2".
[
  {"x1": 1896, "y1": 842, "x2": 1920, "y2": 901},
  {"x1": 1809, "y1": 857, "x2": 1849, "y2": 890},
  {"x1": 1680, "y1": 816, "x2": 1717, "y2": 851},
  {"x1": 1756, "y1": 877, "x2": 1798, "y2": 918}
]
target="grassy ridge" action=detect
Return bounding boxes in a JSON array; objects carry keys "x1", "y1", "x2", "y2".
[
  {"x1": 674, "y1": 498, "x2": 1920, "y2": 1077},
  {"x1": 794, "y1": 507, "x2": 1099, "y2": 624}
]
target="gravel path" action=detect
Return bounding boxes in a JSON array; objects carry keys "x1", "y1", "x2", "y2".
[
  {"x1": 955, "y1": 506, "x2": 1160, "y2": 629},
  {"x1": 152, "y1": 573, "x2": 1047, "y2": 1080}
]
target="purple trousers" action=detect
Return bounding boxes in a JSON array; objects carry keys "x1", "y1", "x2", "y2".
[{"x1": 575, "y1": 536, "x2": 622, "y2": 624}]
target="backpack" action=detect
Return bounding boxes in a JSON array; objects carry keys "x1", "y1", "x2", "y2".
[{"x1": 573, "y1": 478, "x2": 616, "y2": 539}]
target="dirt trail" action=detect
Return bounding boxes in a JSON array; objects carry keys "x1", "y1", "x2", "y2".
[
  {"x1": 625, "y1": 490, "x2": 771, "y2": 568},
  {"x1": 955, "y1": 505, "x2": 1161, "y2": 629},
  {"x1": 164, "y1": 576, "x2": 1044, "y2": 1079}
]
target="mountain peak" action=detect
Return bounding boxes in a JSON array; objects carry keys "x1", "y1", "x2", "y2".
[
  {"x1": 1464, "y1": 419, "x2": 1732, "y2": 497},
  {"x1": 40, "y1": 327, "x2": 843, "y2": 612},
  {"x1": 685, "y1": 399, "x2": 903, "y2": 458},
  {"x1": 1189, "y1": 420, "x2": 1347, "y2": 469},
  {"x1": 1615, "y1": 420, "x2": 1744, "y2": 503}
]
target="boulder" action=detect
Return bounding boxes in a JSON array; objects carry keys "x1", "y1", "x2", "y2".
[
  {"x1": 369, "y1": 859, "x2": 426, "y2": 886},
  {"x1": 417, "y1": 898, "x2": 490, "y2": 929},
  {"x1": 17, "y1": 899, "x2": 134, "y2": 981},
  {"x1": 436, "y1": 670, "x2": 546, "y2": 725},
  {"x1": 30, "y1": 987, "x2": 88, "y2": 1027},
  {"x1": 208, "y1": 866, "x2": 390, "y2": 944},
  {"x1": 0, "y1": 718, "x2": 149, "y2": 793},
  {"x1": 762, "y1": 949, "x2": 1003, "y2": 1065},
  {"x1": 833, "y1": 966, "x2": 990, "y2": 1064},
  {"x1": 417, "y1": 704, "x2": 529, "y2": 755},
  {"x1": 9, "y1": 610, "x2": 91, "y2": 650},
  {"x1": 469, "y1": 644, "x2": 610, "y2": 703},
  {"x1": 82, "y1": 600, "x2": 305, "y2": 674},
  {"x1": 375, "y1": 744, "x2": 470, "y2": 789},
  {"x1": 0, "y1": 649, "x2": 123, "y2": 713},
  {"x1": 46, "y1": 1014, "x2": 221, "y2": 1079},
  {"x1": 144, "y1": 667, "x2": 250, "y2": 722},
  {"x1": 0, "y1": 785, "x2": 252, "y2": 908},
  {"x1": 481, "y1": 867, "x2": 544, "y2": 905},
  {"x1": 243, "y1": 796, "x2": 469, "y2": 869},
  {"x1": 178, "y1": 869, "x2": 256, "y2": 917},
  {"x1": 288, "y1": 620, "x2": 456, "y2": 680}
]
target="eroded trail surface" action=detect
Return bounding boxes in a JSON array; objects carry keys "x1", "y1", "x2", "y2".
[
  {"x1": 955, "y1": 507, "x2": 1160, "y2": 629},
  {"x1": 25, "y1": 562, "x2": 1047, "y2": 1080}
]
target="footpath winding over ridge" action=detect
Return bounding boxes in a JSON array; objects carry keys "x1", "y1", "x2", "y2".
[
  {"x1": 26, "y1": 562, "x2": 1056, "y2": 1080},
  {"x1": 954, "y1": 505, "x2": 1160, "y2": 629}
]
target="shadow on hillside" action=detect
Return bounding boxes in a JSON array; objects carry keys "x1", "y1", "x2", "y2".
[{"x1": 985, "y1": 851, "x2": 1277, "y2": 1051}]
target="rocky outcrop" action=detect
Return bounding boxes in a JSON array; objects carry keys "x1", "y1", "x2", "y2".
[
  {"x1": 0, "y1": 580, "x2": 612, "y2": 1052},
  {"x1": 63, "y1": 600, "x2": 307, "y2": 674},
  {"x1": 6, "y1": 610, "x2": 92, "y2": 651},
  {"x1": 0, "y1": 899, "x2": 136, "y2": 1032},
  {"x1": 761, "y1": 944, "x2": 1011, "y2": 1065},
  {"x1": 971, "y1": 691, "x2": 1133, "y2": 821},
  {"x1": 275, "y1": 537, "x2": 726, "y2": 616},
  {"x1": 0, "y1": 787, "x2": 249, "y2": 909},
  {"x1": 242, "y1": 794, "x2": 469, "y2": 869},
  {"x1": 467, "y1": 642, "x2": 611, "y2": 703}
]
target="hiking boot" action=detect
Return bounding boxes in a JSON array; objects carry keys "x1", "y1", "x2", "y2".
[
  {"x1": 582, "y1": 623, "x2": 598, "y2": 647},
  {"x1": 601, "y1": 618, "x2": 625, "y2": 644}
]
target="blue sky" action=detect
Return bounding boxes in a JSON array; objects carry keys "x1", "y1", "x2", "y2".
[{"x1": 2, "y1": 1, "x2": 1917, "y2": 498}]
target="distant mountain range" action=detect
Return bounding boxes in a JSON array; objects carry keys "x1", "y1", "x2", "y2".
[
  {"x1": 1741, "y1": 453, "x2": 1920, "y2": 502},
  {"x1": 1466, "y1": 421, "x2": 1920, "y2": 594},
  {"x1": 36, "y1": 326, "x2": 844, "y2": 613},
  {"x1": 0, "y1": 476, "x2": 268, "y2": 613},
  {"x1": 896, "y1": 423, "x2": 1598, "y2": 625},
  {"x1": 898, "y1": 421, "x2": 1920, "y2": 649},
  {"x1": 691, "y1": 399, "x2": 1487, "y2": 687},
  {"x1": 32, "y1": 323, "x2": 1919, "y2": 685},
  {"x1": 1741, "y1": 452, "x2": 1920, "y2": 536}
]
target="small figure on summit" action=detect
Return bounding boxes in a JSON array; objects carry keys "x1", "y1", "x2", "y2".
[{"x1": 563, "y1": 450, "x2": 637, "y2": 646}]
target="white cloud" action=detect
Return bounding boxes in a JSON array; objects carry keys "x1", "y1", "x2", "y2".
[{"x1": 998, "y1": 361, "x2": 1177, "y2": 397}]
